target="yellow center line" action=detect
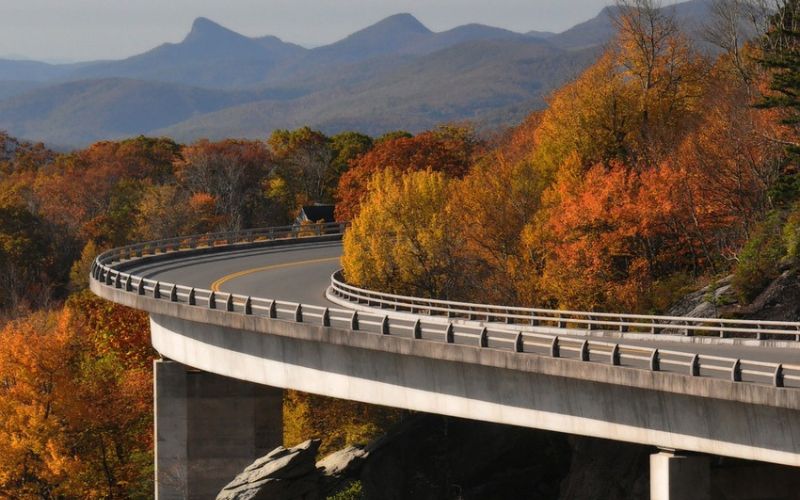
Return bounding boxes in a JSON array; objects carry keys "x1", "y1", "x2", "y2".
[{"x1": 210, "y1": 257, "x2": 340, "y2": 292}]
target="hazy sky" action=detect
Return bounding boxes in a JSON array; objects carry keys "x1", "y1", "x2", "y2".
[{"x1": 0, "y1": 0, "x2": 621, "y2": 62}]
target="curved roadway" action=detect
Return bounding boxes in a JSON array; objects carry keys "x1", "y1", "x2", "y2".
[{"x1": 125, "y1": 240, "x2": 800, "y2": 368}]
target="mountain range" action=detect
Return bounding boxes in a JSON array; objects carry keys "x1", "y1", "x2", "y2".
[{"x1": 0, "y1": 1, "x2": 713, "y2": 148}]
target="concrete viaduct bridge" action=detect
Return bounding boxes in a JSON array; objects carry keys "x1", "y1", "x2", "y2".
[{"x1": 90, "y1": 224, "x2": 800, "y2": 499}]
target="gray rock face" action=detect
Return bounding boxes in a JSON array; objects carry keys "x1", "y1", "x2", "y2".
[
  {"x1": 216, "y1": 439, "x2": 322, "y2": 500},
  {"x1": 318, "y1": 445, "x2": 368, "y2": 478},
  {"x1": 730, "y1": 269, "x2": 800, "y2": 322},
  {"x1": 217, "y1": 440, "x2": 370, "y2": 500},
  {"x1": 666, "y1": 275, "x2": 735, "y2": 319}
]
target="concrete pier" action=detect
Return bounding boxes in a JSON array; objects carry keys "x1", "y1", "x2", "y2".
[
  {"x1": 650, "y1": 451, "x2": 710, "y2": 500},
  {"x1": 154, "y1": 359, "x2": 284, "y2": 500}
]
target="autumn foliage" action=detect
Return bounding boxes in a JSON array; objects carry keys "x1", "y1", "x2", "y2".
[
  {"x1": 343, "y1": 1, "x2": 799, "y2": 314},
  {"x1": 0, "y1": 293, "x2": 152, "y2": 498},
  {"x1": 334, "y1": 127, "x2": 480, "y2": 221},
  {"x1": 5, "y1": 1, "x2": 800, "y2": 496}
]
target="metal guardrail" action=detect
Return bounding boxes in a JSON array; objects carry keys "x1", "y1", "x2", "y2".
[
  {"x1": 330, "y1": 271, "x2": 800, "y2": 341},
  {"x1": 91, "y1": 224, "x2": 800, "y2": 389}
]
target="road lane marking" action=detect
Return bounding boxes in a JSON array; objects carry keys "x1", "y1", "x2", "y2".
[{"x1": 210, "y1": 257, "x2": 340, "y2": 292}]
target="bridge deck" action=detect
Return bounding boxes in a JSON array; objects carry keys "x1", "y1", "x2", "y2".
[{"x1": 124, "y1": 241, "x2": 800, "y2": 368}]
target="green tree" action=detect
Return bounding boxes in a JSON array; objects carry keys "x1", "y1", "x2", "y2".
[{"x1": 268, "y1": 127, "x2": 334, "y2": 205}]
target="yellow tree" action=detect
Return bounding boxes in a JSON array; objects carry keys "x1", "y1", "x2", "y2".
[
  {"x1": 342, "y1": 169, "x2": 462, "y2": 299},
  {"x1": 532, "y1": 50, "x2": 635, "y2": 181}
]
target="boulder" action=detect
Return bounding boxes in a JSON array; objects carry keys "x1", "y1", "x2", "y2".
[
  {"x1": 318, "y1": 445, "x2": 368, "y2": 478},
  {"x1": 216, "y1": 439, "x2": 322, "y2": 500}
]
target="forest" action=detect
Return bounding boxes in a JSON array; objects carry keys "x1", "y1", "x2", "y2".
[{"x1": 2, "y1": 0, "x2": 800, "y2": 497}]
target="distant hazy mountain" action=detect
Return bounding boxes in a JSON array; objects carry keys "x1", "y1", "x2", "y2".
[
  {"x1": 304, "y1": 13, "x2": 433, "y2": 64},
  {"x1": 0, "y1": 81, "x2": 46, "y2": 101},
  {"x1": 0, "y1": 59, "x2": 69, "y2": 82},
  {"x1": 0, "y1": 0, "x2": 715, "y2": 147},
  {"x1": 0, "y1": 78, "x2": 272, "y2": 147},
  {"x1": 154, "y1": 39, "x2": 599, "y2": 142},
  {"x1": 67, "y1": 18, "x2": 306, "y2": 88}
]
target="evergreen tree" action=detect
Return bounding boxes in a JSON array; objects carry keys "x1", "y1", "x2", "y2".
[{"x1": 761, "y1": 1, "x2": 800, "y2": 130}]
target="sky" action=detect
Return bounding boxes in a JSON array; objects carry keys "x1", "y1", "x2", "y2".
[{"x1": 0, "y1": 0, "x2": 621, "y2": 62}]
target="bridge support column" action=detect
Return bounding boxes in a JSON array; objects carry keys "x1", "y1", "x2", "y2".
[
  {"x1": 650, "y1": 450, "x2": 710, "y2": 500},
  {"x1": 154, "y1": 359, "x2": 284, "y2": 500}
]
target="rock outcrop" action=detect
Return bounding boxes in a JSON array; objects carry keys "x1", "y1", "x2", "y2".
[
  {"x1": 665, "y1": 269, "x2": 800, "y2": 328},
  {"x1": 727, "y1": 268, "x2": 800, "y2": 322},
  {"x1": 216, "y1": 440, "x2": 322, "y2": 500},
  {"x1": 666, "y1": 275, "x2": 737, "y2": 319},
  {"x1": 216, "y1": 440, "x2": 370, "y2": 500}
]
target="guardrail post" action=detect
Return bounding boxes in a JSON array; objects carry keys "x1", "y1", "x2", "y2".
[
  {"x1": 381, "y1": 316, "x2": 390, "y2": 335},
  {"x1": 479, "y1": 327, "x2": 488, "y2": 347},
  {"x1": 105, "y1": 270, "x2": 114, "y2": 286},
  {"x1": 550, "y1": 337, "x2": 560, "y2": 358},
  {"x1": 505, "y1": 314, "x2": 513, "y2": 325},
  {"x1": 137, "y1": 280, "x2": 145, "y2": 296},
  {"x1": 731, "y1": 359, "x2": 742, "y2": 382},
  {"x1": 294, "y1": 304, "x2": 303, "y2": 322},
  {"x1": 756, "y1": 324, "x2": 763, "y2": 341},
  {"x1": 515, "y1": 332, "x2": 524, "y2": 353},
  {"x1": 269, "y1": 301, "x2": 277, "y2": 319},
  {"x1": 580, "y1": 340, "x2": 590, "y2": 361},
  {"x1": 153, "y1": 282, "x2": 161, "y2": 299},
  {"x1": 557, "y1": 314, "x2": 566, "y2": 329},
  {"x1": 125, "y1": 275, "x2": 133, "y2": 292},
  {"x1": 530, "y1": 315, "x2": 540, "y2": 327},
  {"x1": 170, "y1": 285, "x2": 178, "y2": 302},
  {"x1": 468, "y1": 307, "x2": 477, "y2": 321},
  {"x1": 114, "y1": 273, "x2": 122, "y2": 289},
  {"x1": 588, "y1": 316, "x2": 597, "y2": 331},
  {"x1": 610, "y1": 344, "x2": 620, "y2": 365},
  {"x1": 226, "y1": 295, "x2": 234, "y2": 312},
  {"x1": 413, "y1": 319, "x2": 422, "y2": 339},
  {"x1": 188, "y1": 288, "x2": 196, "y2": 306},
  {"x1": 208, "y1": 291, "x2": 216, "y2": 309},
  {"x1": 445, "y1": 323, "x2": 454, "y2": 343},
  {"x1": 322, "y1": 308, "x2": 330, "y2": 326},
  {"x1": 619, "y1": 317, "x2": 628, "y2": 333},
  {"x1": 690, "y1": 354, "x2": 700, "y2": 376},
  {"x1": 719, "y1": 322, "x2": 726, "y2": 339},
  {"x1": 774, "y1": 364, "x2": 785, "y2": 387},
  {"x1": 350, "y1": 311, "x2": 359, "y2": 330},
  {"x1": 650, "y1": 318, "x2": 656, "y2": 334},
  {"x1": 244, "y1": 297, "x2": 253, "y2": 315},
  {"x1": 795, "y1": 325, "x2": 800, "y2": 342},
  {"x1": 649, "y1": 349, "x2": 660, "y2": 371},
  {"x1": 684, "y1": 320, "x2": 693, "y2": 337}
]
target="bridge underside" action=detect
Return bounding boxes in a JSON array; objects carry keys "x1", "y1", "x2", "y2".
[{"x1": 149, "y1": 312, "x2": 800, "y2": 468}]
